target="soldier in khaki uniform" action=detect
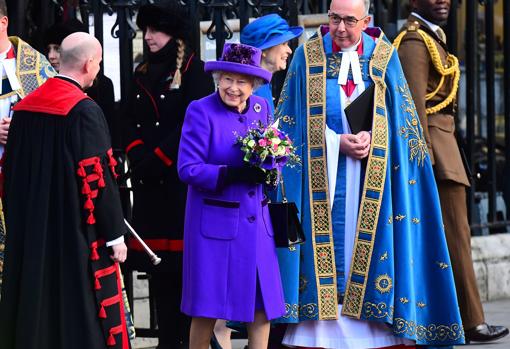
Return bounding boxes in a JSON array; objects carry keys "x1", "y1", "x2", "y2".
[{"x1": 395, "y1": 0, "x2": 509, "y2": 343}]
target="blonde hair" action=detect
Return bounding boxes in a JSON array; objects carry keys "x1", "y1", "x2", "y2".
[{"x1": 170, "y1": 38, "x2": 186, "y2": 89}]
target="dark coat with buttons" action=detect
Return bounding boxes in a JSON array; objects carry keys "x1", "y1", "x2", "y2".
[{"x1": 123, "y1": 50, "x2": 214, "y2": 272}]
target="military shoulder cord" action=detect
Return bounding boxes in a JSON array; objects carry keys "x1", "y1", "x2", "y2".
[{"x1": 394, "y1": 28, "x2": 460, "y2": 115}]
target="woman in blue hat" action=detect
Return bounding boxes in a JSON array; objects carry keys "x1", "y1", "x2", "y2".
[{"x1": 241, "y1": 13, "x2": 304, "y2": 115}]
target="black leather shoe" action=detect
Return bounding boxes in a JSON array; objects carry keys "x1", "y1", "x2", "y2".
[{"x1": 465, "y1": 323, "x2": 509, "y2": 343}]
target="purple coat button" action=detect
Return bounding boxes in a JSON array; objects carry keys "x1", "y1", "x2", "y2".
[
  {"x1": 247, "y1": 216, "x2": 256, "y2": 223},
  {"x1": 248, "y1": 191, "x2": 255, "y2": 197}
]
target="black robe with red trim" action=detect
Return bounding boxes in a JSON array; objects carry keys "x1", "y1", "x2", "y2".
[{"x1": 0, "y1": 77, "x2": 130, "y2": 349}]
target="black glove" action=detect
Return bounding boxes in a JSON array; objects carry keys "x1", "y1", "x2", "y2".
[
  {"x1": 131, "y1": 152, "x2": 166, "y2": 180},
  {"x1": 224, "y1": 165, "x2": 267, "y2": 185}
]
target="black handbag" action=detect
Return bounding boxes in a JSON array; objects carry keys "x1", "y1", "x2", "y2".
[{"x1": 268, "y1": 175, "x2": 305, "y2": 247}]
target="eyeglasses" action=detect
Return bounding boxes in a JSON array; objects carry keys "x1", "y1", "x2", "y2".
[{"x1": 327, "y1": 11, "x2": 367, "y2": 28}]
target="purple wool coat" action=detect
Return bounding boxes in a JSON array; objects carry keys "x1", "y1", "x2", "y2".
[{"x1": 177, "y1": 92, "x2": 285, "y2": 322}]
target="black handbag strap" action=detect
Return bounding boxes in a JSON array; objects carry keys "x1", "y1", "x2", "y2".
[{"x1": 279, "y1": 173, "x2": 288, "y2": 203}]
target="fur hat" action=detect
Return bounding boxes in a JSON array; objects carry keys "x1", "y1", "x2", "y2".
[
  {"x1": 136, "y1": 0, "x2": 191, "y2": 42},
  {"x1": 44, "y1": 19, "x2": 88, "y2": 47}
]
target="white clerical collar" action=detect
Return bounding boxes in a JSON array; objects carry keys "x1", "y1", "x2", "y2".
[
  {"x1": 57, "y1": 74, "x2": 83, "y2": 88},
  {"x1": 0, "y1": 43, "x2": 21, "y2": 94},
  {"x1": 0, "y1": 43, "x2": 12, "y2": 60},
  {"x1": 411, "y1": 12, "x2": 440, "y2": 32},
  {"x1": 338, "y1": 36, "x2": 363, "y2": 86}
]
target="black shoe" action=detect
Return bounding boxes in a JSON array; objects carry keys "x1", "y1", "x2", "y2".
[
  {"x1": 210, "y1": 333, "x2": 223, "y2": 349},
  {"x1": 465, "y1": 322, "x2": 509, "y2": 343}
]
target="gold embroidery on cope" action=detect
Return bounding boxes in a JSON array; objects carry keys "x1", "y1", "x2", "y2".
[
  {"x1": 342, "y1": 34, "x2": 392, "y2": 319},
  {"x1": 412, "y1": 217, "x2": 420, "y2": 224},
  {"x1": 276, "y1": 71, "x2": 296, "y2": 126},
  {"x1": 304, "y1": 30, "x2": 338, "y2": 320},
  {"x1": 375, "y1": 274, "x2": 393, "y2": 294},
  {"x1": 395, "y1": 214, "x2": 406, "y2": 221},
  {"x1": 436, "y1": 261, "x2": 449, "y2": 269},
  {"x1": 398, "y1": 83, "x2": 428, "y2": 166},
  {"x1": 364, "y1": 301, "x2": 464, "y2": 341}
]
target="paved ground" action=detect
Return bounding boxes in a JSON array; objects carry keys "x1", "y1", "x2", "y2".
[{"x1": 132, "y1": 299, "x2": 510, "y2": 349}]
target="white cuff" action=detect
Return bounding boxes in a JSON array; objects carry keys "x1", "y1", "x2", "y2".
[{"x1": 106, "y1": 235, "x2": 125, "y2": 247}]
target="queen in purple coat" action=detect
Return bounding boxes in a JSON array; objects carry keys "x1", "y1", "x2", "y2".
[{"x1": 177, "y1": 43, "x2": 285, "y2": 348}]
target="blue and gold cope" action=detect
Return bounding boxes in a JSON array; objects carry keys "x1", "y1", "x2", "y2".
[
  {"x1": 3, "y1": 37, "x2": 56, "y2": 99},
  {"x1": 275, "y1": 26, "x2": 464, "y2": 346}
]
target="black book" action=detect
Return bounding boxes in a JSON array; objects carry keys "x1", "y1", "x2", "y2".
[{"x1": 344, "y1": 83, "x2": 374, "y2": 134}]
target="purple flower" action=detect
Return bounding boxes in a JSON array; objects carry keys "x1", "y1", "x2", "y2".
[
  {"x1": 223, "y1": 44, "x2": 256, "y2": 66},
  {"x1": 261, "y1": 155, "x2": 276, "y2": 170},
  {"x1": 249, "y1": 153, "x2": 261, "y2": 165},
  {"x1": 275, "y1": 156, "x2": 288, "y2": 168}
]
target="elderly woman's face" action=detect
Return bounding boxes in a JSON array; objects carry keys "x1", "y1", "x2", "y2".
[
  {"x1": 262, "y1": 42, "x2": 292, "y2": 73},
  {"x1": 144, "y1": 26, "x2": 172, "y2": 53},
  {"x1": 217, "y1": 72, "x2": 254, "y2": 110}
]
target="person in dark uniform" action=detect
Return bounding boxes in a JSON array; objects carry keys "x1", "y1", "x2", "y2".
[
  {"x1": 395, "y1": 0, "x2": 509, "y2": 344},
  {"x1": 0, "y1": 31, "x2": 129, "y2": 349},
  {"x1": 122, "y1": 1, "x2": 214, "y2": 348}
]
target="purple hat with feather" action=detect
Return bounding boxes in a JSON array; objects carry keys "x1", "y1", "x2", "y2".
[{"x1": 204, "y1": 43, "x2": 272, "y2": 83}]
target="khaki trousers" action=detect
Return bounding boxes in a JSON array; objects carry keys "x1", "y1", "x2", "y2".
[{"x1": 437, "y1": 180, "x2": 484, "y2": 329}]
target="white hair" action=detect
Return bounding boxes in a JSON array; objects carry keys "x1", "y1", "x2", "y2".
[
  {"x1": 364, "y1": 0, "x2": 371, "y2": 15},
  {"x1": 212, "y1": 71, "x2": 264, "y2": 91}
]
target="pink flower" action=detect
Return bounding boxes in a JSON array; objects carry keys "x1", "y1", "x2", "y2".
[{"x1": 258, "y1": 139, "x2": 267, "y2": 147}]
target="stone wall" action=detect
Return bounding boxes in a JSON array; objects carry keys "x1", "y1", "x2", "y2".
[{"x1": 472, "y1": 234, "x2": 510, "y2": 301}]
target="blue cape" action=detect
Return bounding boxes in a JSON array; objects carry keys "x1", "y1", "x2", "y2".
[{"x1": 275, "y1": 26, "x2": 465, "y2": 346}]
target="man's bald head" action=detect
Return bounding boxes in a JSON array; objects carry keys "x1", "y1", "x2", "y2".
[
  {"x1": 330, "y1": 0, "x2": 370, "y2": 16},
  {"x1": 59, "y1": 32, "x2": 102, "y2": 88}
]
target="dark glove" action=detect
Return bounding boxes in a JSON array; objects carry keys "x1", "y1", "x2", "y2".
[
  {"x1": 131, "y1": 152, "x2": 166, "y2": 180},
  {"x1": 224, "y1": 165, "x2": 267, "y2": 185}
]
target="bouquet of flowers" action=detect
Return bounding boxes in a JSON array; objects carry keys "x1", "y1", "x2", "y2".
[{"x1": 235, "y1": 119, "x2": 300, "y2": 187}]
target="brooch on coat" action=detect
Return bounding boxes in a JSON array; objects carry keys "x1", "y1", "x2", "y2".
[{"x1": 253, "y1": 103, "x2": 262, "y2": 113}]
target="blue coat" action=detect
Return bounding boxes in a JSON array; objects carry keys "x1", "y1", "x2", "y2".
[{"x1": 177, "y1": 92, "x2": 285, "y2": 322}]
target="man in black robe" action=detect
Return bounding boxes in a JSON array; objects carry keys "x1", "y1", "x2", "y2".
[{"x1": 0, "y1": 32, "x2": 129, "y2": 349}]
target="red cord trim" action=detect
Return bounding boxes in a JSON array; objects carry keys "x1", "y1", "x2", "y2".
[
  {"x1": 107, "y1": 324, "x2": 125, "y2": 346},
  {"x1": 94, "y1": 264, "x2": 117, "y2": 290},
  {"x1": 183, "y1": 53, "x2": 195, "y2": 73},
  {"x1": 115, "y1": 264, "x2": 130, "y2": 349},
  {"x1": 90, "y1": 239, "x2": 105, "y2": 261},
  {"x1": 106, "y1": 148, "x2": 119, "y2": 179},
  {"x1": 154, "y1": 147, "x2": 173, "y2": 167},
  {"x1": 98, "y1": 293, "x2": 121, "y2": 319},
  {"x1": 128, "y1": 238, "x2": 183, "y2": 252},
  {"x1": 126, "y1": 139, "x2": 144, "y2": 154},
  {"x1": 136, "y1": 78, "x2": 161, "y2": 119},
  {"x1": 77, "y1": 156, "x2": 107, "y2": 225}
]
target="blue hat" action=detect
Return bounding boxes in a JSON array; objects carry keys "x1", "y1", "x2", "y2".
[{"x1": 240, "y1": 14, "x2": 304, "y2": 50}]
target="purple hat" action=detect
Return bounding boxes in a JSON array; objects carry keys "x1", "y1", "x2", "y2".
[{"x1": 204, "y1": 43, "x2": 272, "y2": 83}]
